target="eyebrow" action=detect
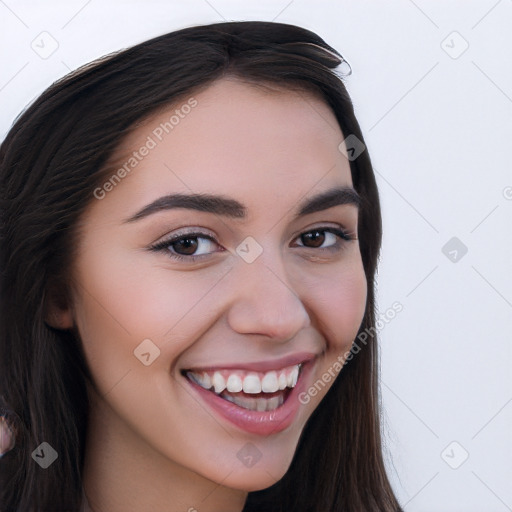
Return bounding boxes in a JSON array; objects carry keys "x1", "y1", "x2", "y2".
[{"x1": 124, "y1": 186, "x2": 361, "y2": 223}]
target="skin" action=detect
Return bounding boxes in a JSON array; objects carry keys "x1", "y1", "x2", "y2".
[
  {"x1": 49, "y1": 78, "x2": 367, "y2": 512},
  {"x1": 0, "y1": 417, "x2": 14, "y2": 456}
]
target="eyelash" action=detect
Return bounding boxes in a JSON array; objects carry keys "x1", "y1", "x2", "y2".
[{"x1": 148, "y1": 226, "x2": 356, "y2": 263}]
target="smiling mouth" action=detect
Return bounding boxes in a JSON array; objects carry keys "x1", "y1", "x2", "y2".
[{"x1": 181, "y1": 363, "x2": 303, "y2": 412}]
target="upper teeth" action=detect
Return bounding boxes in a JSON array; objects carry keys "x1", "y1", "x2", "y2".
[{"x1": 186, "y1": 363, "x2": 301, "y2": 394}]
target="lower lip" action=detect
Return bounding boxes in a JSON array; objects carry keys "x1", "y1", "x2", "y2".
[{"x1": 183, "y1": 361, "x2": 314, "y2": 436}]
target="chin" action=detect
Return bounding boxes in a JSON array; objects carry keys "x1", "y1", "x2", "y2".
[
  {"x1": 222, "y1": 466, "x2": 288, "y2": 492},
  {"x1": 210, "y1": 442, "x2": 297, "y2": 492}
]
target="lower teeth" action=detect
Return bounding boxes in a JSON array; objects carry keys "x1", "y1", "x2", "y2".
[{"x1": 219, "y1": 391, "x2": 285, "y2": 411}]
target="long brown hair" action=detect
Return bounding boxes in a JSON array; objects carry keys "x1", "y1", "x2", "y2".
[{"x1": 0, "y1": 21, "x2": 402, "y2": 511}]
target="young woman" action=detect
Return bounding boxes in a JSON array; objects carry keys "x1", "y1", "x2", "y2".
[{"x1": 0, "y1": 21, "x2": 402, "y2": 512}]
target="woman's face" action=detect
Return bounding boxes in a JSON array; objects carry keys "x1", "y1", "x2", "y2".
[{"x1": 68, "y1": 78, "x2": 367, "y2": 494}]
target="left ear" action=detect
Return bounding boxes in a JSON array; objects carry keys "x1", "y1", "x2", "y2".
[{"x1": 44, "y1": 282, "x2": 74, "y2": 330}]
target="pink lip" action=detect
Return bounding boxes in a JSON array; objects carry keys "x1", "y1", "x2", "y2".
[
  {"x1": 183, "y1": 358, "x2": 315, "y2": 436},
  {"x1": 184, "y1": 351, "x2": 317, "y2": 373}
]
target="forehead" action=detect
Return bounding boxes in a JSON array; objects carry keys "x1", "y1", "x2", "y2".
[{"x1": 97, "y1": 78, "x2": 353, "y2": 218}]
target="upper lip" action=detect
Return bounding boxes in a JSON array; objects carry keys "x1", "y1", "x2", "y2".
[{"x1": 183, "y1": 351, "x2": 317, "y2": 373}]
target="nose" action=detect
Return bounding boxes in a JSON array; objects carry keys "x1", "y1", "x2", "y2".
[{"x1": 226, "y1": 251, "x2": 311, "y2": 341}]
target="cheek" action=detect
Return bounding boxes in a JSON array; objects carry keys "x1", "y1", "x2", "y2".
[
  {"x1": 305, "y1": 258, "x2": 367, "y2": 351},
  {"x1": 73, "y1": 240, "x2": 225, "y2": 340},
  {"x1": 71, "y1": 245, "x2": 225, "y2": 394},
  {"x1": 295, "y1": 258, "x2": 367, "y2": 411}
]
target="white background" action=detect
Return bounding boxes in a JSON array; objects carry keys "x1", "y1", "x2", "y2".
[{"x1": 1, "y1": 1, "x2": 511, "y2": 510}]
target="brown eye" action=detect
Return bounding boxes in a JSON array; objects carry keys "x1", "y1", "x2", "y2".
[
  {"x1": 149, "y1": 232, "x2": 222, "y2": 262},
  {"x1": 294, "y1": 228, "x2": 350, "y2": 250},
  {"x1": 300, "y1": 230, "x2": 326, "y2": 248},
  {"x1": 172, "y1": 237, "x2": 200, "y2": 255}
]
